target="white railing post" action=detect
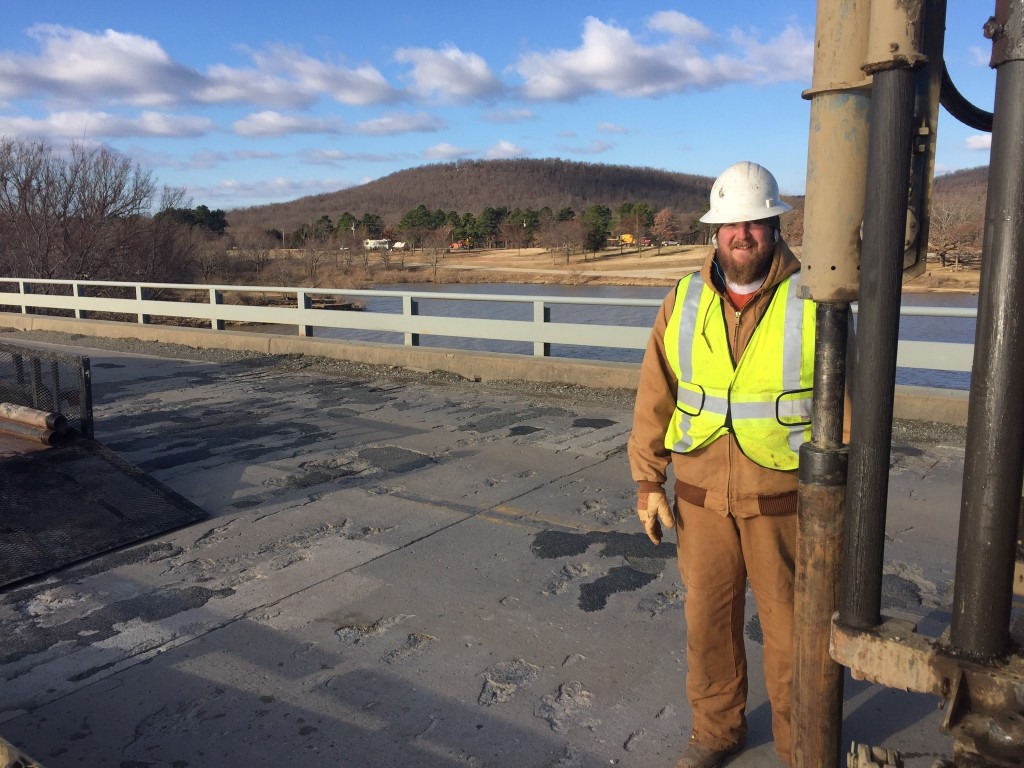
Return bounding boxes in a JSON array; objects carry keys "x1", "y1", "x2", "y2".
[
  {"x1": 136, "y1": 286, "x2": 151, "y2": 324},
  {"x1": 18, "y1": 280, "x2": 29, "y2": 315},
  {"x1": 73, "y1": 283, "x2": 88, "y2": 319},
  {"x1": 404, "y1": 295, "x2": 420, "y2": 346},
  {"x1": 209, "y1": 288, "x2": 224, "y2": 330},
  {"x1": 298, "y1": 291, "x2": 313, "y2": 336},
  {"x1": 533, "y1": 300, "x2": 550, "y2": 357}
]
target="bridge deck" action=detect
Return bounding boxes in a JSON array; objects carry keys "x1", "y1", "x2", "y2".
[{"x1": 0, "y1": 331, "x2": 962, "y2": 768}]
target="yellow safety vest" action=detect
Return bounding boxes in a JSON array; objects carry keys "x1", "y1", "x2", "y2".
[{"x1": 663, "y1": 271, "x2": 815, "y2": 470}]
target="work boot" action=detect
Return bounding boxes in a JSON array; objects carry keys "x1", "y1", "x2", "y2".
[{"x1": 676, "y1": 740, "x2": 744, "y2": 768}]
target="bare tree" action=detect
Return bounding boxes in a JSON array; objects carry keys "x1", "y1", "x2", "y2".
[
  {"x1": 422, "y1": 229, "x2": 449, "y2": 280},
  {"x1": 339, "y1": 224, "x2": 362, "y2": 269},
  {"x1": 534, "y1": 218, "x2": 584, "y2": 264},
  {"x1": 124, "y1": 214, "x2": 198, "y2": 284},
  {"x1": 302, "y1": 244, "x2": 329, "y2": 283},
  {"x1": 289, "y1": 221, "x2": 334, "y2": 283},
  {"x1": 651, "y1": 208, "x2": 679, "y2": 252},
  {"x1": 190, "y1": 232, "x2": 229, "y2": 283},
  {"x1": 499, "y1": 218, "x2": 530, "y2": 254},
  {"x1": 392, "y1": 242, "x2": 408, "y2": 269},
  {"x1": 928, "y1": 198, "x2": 976, "y2": 269},
  {"x1": 0, "y1": 138, "x2": 158, "y2": 280},
  {"x1": 234, "y1": 230, "x2": 277, "y2": 276}
]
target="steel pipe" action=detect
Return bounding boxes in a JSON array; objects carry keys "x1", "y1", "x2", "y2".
[
  {"x1": 950, "y1": 52, "x2": 1024, "y2": 659},
  {"x1": 0, "y1": 402, "x2": 67, "y2": 432},
  {"x1": 839, "y1": 67, "x2": 918, "y2": 630}
]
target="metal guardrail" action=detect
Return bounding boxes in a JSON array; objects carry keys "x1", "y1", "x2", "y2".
[{"x1": 0, "y1": 277, "x2": 974, "y2": 375}]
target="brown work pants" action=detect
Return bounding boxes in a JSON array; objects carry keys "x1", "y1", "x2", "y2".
[{"x1": 675, "y1": 499, "x2": 797, "y2": 767}]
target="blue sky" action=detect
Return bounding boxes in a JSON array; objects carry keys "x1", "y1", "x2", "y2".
[{"x1": 0, "y1": 1, "x2": 995, "y2": 211}]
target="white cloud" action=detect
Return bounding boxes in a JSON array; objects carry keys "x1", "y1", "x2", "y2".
[
  {"x1": 0, "y1": 26, "x2": 398, "y2": 112},
  {"x1": 424, "y1": 142, "x2": 473, "y2": 160},
  {"x1": 966, "y1": 134, "x2": 992, "y2": 151},
  {"x1": 133, "y1": 111, "x2": 216, "y2": 137},
  {"x1": 0, "y1": 109, "x2": 214, "y2": 139},
  {"x1": 560, "y1": 139, "x2": 614, "y2": 155},
  {"x1": 233, "y1": 111, "x2": 346, "y2": 137},
  {"x1": 200, "y1": 45, "x2": 398, "y2": 107},
  {"x1": 187, "y1": 176, "x2": 356, "y2": 207},
  {"x1": 299, "y1": 148, "x2": 412, "y2": 165},
  {"x1": 197, "y1": 63, "x2": 316, "y2": 109},
  {"x1": 355, "y1": 111, "x2": 446, "y2": 136},
  {"x1": 136, "y1": 148, "x2": 256, "y2": 170},
  {"x1": 483, "y1": 108, "x2": 536, "y2": 124},
  {"x1": 515, "y1": 14, "x2": 813, "y2": 100},
  {"x1": 597, "y1": 122, "x2": 627, "y2": 134},
  {"x1": 647, "y1": 10, "x2": 713, "y2": 40},
  {"x1": 725, "y1": 24, "x2": 812, "y2": 83},
  {"x1": 181, "y1": 151, "x2": 230, "y2": 170},
  {"x1": 0, "y1": 25, "x2": 202, "y2": 107},
  {"x1": 233, "y1": 149, "x2": 281, "y2": 160},
  {"x1": 969, "y1": 46, "x2": 990, "y2": 66},
  {"x1": 396, "y1": 44, "x2": 504, "y2": 102},
  {"x1": 485, "y1": 140, "x2": 528, "y2": 159},
  {"x1": 233, "y1": 110, "x2": 444, "y2": 138},
  {"x1": 301, "y1": 149, "x2": 351, "y2": 165}
]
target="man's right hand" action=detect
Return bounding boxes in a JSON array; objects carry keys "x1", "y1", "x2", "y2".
[{"x1": 636, "y1": 490, "x2": 675, "y2": 545}]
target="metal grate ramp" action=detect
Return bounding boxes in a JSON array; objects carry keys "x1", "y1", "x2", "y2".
[
  {"x1": 0, "y1": 341, "x2": 93, "y2": 439},
  {"x1": 0, "y1": 439, "x2": 206, "y2": 589}
]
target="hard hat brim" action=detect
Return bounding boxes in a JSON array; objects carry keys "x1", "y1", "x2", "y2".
[{"x1": 699, "y1": 200, "x2": 793, "y2": 225}]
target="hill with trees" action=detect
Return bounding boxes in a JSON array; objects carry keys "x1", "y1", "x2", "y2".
[
  {"x1": 933, "y1": 165, "x2": 988, "y2": 198},
  {"x1": 226, "y1": 158, "x2": 722, "y2": 241},
  {"x1": 225, "y1": 158, "x2": 987, "y2": 259}
]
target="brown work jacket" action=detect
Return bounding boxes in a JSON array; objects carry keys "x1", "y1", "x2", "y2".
[{"x1": 628, "y1": 241, "x2": 828, "y2": 518}]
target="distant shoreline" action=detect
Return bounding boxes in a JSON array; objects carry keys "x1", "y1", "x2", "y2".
[{"x1": 394, "y1": 246, "x2": 982, "y2": 296}]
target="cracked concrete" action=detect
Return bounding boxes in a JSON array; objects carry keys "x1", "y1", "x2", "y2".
[{"x1": 0, "y1": 334, "x2": 966, "y2": 768}]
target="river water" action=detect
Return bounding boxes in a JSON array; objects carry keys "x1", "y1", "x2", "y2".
[{"x1": 306, "y1": 282, "x2": 976, "y2": 391}]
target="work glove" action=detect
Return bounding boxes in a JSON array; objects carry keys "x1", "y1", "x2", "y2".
[{"x1": 637, "y1": 489, "x2": 675, "y2": 545}]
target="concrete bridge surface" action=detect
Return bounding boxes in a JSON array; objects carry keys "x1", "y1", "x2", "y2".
[{"x1": 0, "y1": 329, "x2": 964, "y2": 768}]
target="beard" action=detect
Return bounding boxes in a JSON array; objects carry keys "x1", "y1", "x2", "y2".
[{"x1": 717, "y1": 239, "x2": 774, "y2": 285}]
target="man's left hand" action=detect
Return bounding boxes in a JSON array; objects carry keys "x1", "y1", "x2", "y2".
[{"x1": 637, "y1": 490, "x2": 675, "y2": 545}]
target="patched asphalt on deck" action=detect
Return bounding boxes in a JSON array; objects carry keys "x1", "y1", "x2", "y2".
[{"x1": 0, "y1": 339, "x2": 959, "y2": 768}]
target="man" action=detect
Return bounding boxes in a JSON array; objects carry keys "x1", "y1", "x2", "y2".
[{"x1": 628, "y1": 161, "x2": 812, "y2": 768}]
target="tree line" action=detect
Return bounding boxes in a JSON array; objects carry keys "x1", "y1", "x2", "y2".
[
  {"x1": 0, "y1": 137, "x2": 233, "y2": 284},
  {"x1": 281, "y1": 200, "x2": 707, "y2": 256}
]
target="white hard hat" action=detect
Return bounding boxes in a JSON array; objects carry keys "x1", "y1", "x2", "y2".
[{"x1": 699, "y1": 161, "x2": 793, "y2": 224}]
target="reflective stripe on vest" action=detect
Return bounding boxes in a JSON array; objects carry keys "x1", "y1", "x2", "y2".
[{"x1": 662, "y1": 271, "x2": 815, "y2": 470}]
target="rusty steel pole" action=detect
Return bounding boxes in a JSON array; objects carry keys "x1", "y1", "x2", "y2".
[
  {"x1": 792, "y1": 1, "x2": 871, "y2": 765},
  {"x1": 794, "y1": 304, "x2": 849, "y2": 768}
]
